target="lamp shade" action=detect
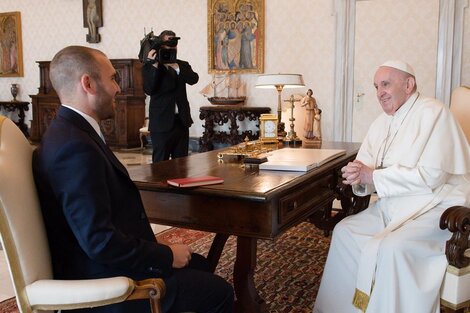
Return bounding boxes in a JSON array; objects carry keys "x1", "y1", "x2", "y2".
[{"x1": 255, "y1": 74, "x2": 305, "y2": 89}]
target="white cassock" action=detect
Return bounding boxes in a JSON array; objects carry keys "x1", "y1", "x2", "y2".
[{"x1": 313, "y1": 92, "x2": 470, "y2": 313}]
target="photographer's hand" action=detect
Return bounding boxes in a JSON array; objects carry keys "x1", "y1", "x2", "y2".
[
  {"x1": 146, "y1": 49, "x2": 159, "y2": 68},
  {"x1": 165, "y1": 63, "x2": 179, "y2": 72}
]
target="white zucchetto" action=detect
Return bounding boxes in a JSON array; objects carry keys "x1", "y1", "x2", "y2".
[{"x1": 380, "y1": 60, "x2": 415, "y2": 77}]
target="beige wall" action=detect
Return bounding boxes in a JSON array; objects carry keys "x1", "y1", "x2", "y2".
[
  {"x1": 463, "y1": 4, "x2": 470, "y2": 86},
  {"x1": 0, "y1": 0, "x2": 468, "y2": 140}
]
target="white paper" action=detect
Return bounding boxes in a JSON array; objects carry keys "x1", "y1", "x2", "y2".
[{"x1": 259, "y1": 148, "x2": 346, "y2": 172}]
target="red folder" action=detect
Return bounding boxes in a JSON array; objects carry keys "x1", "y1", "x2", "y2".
[{"x1": 167, "y1": 175, "x2": 224, "y2": 188}]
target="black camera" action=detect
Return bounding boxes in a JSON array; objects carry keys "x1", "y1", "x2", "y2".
[
  {"x1": 138, "y1": 31, "x2": 180, "y2": 64},
  {"x1": 156, "y1": 48, "x2": 177, "y2": 64}
]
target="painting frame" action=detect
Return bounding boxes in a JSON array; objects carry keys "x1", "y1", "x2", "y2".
[
  {"x1": 208, "y1": 0, "x2": 264, "y2": 74},
  {"x1": 0, "y1": 11, "x2": 23, "y2": 77}
]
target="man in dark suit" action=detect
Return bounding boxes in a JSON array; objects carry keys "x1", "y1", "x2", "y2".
[
  {"x1": 32, "y1": 45, "x2": 233, "y2": 313},
  {"x1": 142, "y1": 30, "x2": 198, "y2": 163}
]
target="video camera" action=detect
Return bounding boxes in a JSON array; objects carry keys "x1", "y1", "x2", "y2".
[{"x1": 138, "y1": 31, "x2": 180, "y2": 64}]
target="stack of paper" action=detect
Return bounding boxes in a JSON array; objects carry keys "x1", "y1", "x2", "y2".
[{"x1": 259, "y1": 148, "x2": 346, "y2": 172}]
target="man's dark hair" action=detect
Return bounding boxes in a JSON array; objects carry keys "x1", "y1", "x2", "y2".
[{"x1": 159, "y1": 30, "x2": 176, "y2": 38}]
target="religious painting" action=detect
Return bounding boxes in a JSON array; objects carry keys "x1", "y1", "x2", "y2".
[
  {"x1": 208, "y1": 0, "x2": 264, "y2": 74},
  {"x1": 82, "y1": 0, "x2": 103, "y2": 43},
  {"x1": 0, "y1": 12, "x2": 23, "y2": 77}
]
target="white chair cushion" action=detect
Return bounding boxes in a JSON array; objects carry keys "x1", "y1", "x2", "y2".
[
  {"x1": 450, "y1": 86, "x2": 470, "y2": 143},
  {"x1": 26, "y1": 276, "x2": 134, "y2": 309}
]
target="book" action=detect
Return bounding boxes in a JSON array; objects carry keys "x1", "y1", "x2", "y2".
[
  {"x1": 259, "y1": 148, "x2": 346, "y2": 172},
  {"x1": 167, "y1": 175, "x2": 224, "y2": 188}
]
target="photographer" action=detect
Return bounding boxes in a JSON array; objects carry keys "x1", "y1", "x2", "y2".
[{"x1": 142, "y1": 30, "x2": 199, "y2": 162}]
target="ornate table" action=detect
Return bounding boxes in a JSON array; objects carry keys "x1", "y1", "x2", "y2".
[
  {"x1": 0, "y1": 101, "x2": 30, "y2": 137},
  {"x1": 199, "y1": 105, "x2": 270, "y2": 152}
]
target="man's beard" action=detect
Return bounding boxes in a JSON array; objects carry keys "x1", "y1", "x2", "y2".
[{"x1": 95, "y1": 85, "x2": 116, "y2": 120}]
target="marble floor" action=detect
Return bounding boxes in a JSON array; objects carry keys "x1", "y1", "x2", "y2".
[{"x1": 0, "y1": 148, "x2": 171, "y2": 301}]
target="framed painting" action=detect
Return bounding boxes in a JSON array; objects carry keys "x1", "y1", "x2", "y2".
[
  {"x1": 208, "y1": 0, "x2": 264, "y2": 74},
  {"x1": 0, "y1": 11, "x2": 23, "y2": 77}
]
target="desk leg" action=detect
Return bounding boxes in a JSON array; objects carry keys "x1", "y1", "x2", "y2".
[
  {"x1": 207, "y1": 233, "x2": 229, "y2": 273},
  {"x1": 233, "y1": 236, "x2": 267, "y2": 313}
]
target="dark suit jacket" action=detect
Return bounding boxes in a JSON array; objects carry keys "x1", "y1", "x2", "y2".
[
  {"x1": 142, "y1": 59, "x2": 199, "y2": 132},
  {"x1": 33, "y1": 106, "x2": 173, "y2": 283}
]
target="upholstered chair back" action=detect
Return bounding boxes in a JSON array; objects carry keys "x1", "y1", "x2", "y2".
[
  {"x1": 450, "y1": 86, "x2": 470, "y2": 143},
  {"x1": 0, "y1": 116, "x2": 53, "y2": 313}
]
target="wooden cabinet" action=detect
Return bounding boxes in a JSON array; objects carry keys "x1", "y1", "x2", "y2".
[
  {"x1": 198, "y1": 105, "x2": 271, "y2": 152},
  {"x1": 30, "y1": 59, "x2": 146, "y2": 148}
]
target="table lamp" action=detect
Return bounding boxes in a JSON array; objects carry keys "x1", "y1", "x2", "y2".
[{"x1": 255, "y1": 74, "x2": 305, "y2": 139}]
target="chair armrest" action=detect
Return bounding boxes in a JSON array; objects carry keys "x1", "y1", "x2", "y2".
[
  {"x1": 26, "y1": 276, "x2": 165, "y2": 312},
  {"x1": 440, "y1": 205, "x2": 470, "y2": 268}
]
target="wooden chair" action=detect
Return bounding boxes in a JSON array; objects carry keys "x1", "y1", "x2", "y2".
[
  {"x1": 0, "y1": 115, "x2": 165, "y2": 313},
  {"x1": 439, "y1": 86, "x2": 470, "y2": 313},
  {"x1": 140, "y1": 117, "x2": 150, "y2": 151}
]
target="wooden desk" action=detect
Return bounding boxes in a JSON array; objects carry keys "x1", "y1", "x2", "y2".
[
  {"x1": 0, "y1": 101, "x2": 29, "y2": 137},
  {"x1": 199, "y1": 105, "x2": 270, "y2": 152},
  {"x1": 128, "y1": 141, "x2": 369, "y2": 313}
]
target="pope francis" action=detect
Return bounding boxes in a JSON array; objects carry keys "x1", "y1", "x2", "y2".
[{"x1": 313, "y1": 60, "x2": 470, "y2": 313}]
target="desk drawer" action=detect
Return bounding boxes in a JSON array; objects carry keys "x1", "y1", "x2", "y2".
[{"x1": 278, "y1": 174, "x2": 335, "y2": 226}]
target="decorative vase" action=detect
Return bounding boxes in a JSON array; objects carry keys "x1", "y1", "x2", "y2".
[{"x1": 10, "y1": 83, "x2": 19, "y2": 101}]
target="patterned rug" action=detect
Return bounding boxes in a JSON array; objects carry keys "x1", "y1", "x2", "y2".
[
  {"x1": 0, "y1": 298, "x2": 16, "y2": 313},
  {"x1": 0, "y1": 222, "x2": 330, "y2": 313},
  {"x1": 158, "y1": 221, "x2": 330, "y2": 312}
]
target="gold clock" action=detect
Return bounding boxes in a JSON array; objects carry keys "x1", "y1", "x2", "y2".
[{"x1": 259, "y1": 114, "x2": 279, "y2": 143}]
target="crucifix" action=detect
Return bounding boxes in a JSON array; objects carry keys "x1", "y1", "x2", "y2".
[
  {"x1": 83, "y1": 0, "x2": 102, "y2": 43},
  {"x1": 283, "y1": 94, "x2": 302, "y2": 145}
]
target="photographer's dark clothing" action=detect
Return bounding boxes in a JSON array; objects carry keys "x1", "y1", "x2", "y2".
[
  {"x1": 33, "y1": 106, "x2": 233, "y2": 313},
  {"x1": 142, "y1": 60, "x2": 198, "y2": 162}
]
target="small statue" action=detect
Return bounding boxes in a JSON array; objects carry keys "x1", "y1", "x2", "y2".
[
  {"x1": 85, "y1": 0, "x2": 102, "y2": 43},
  {"x1": 300, "y1": 89, "x2": 321, "y2": 141}
]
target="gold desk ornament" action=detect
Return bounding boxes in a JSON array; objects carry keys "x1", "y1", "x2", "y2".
[{"x1": 217, "y1": 137, "x2": 274, "y2": 163}]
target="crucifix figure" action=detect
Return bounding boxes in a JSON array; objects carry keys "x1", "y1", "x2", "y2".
[
  {"x1": 83, "y1": 0, "x2": 102, "y2": 43},
  {"x1": 283, "y1": 94, "x2": 302, "y2": 145}
]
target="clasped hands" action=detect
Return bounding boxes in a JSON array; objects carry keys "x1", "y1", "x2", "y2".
[{"x1": 341, "y1": 160, "x2": 374, "y2": 186}]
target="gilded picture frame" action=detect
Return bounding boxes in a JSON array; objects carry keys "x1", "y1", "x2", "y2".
[
  {"x1": 208, "y1": 0, "x2": 264, "y2": 74},
  {"x1": 0, "y1": 11, "x2": 23, "y2": 77}
]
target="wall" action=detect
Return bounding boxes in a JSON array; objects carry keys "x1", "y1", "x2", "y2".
[
  {"x1": 352, "y1": 0, "x2": 440, "y2": 142},
  {"x1": 0, "y1": 0, "x2": 468, "y2": 141},
  {"x1": 463, "y1": 3, "x2": 470, "y2": 86}
]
